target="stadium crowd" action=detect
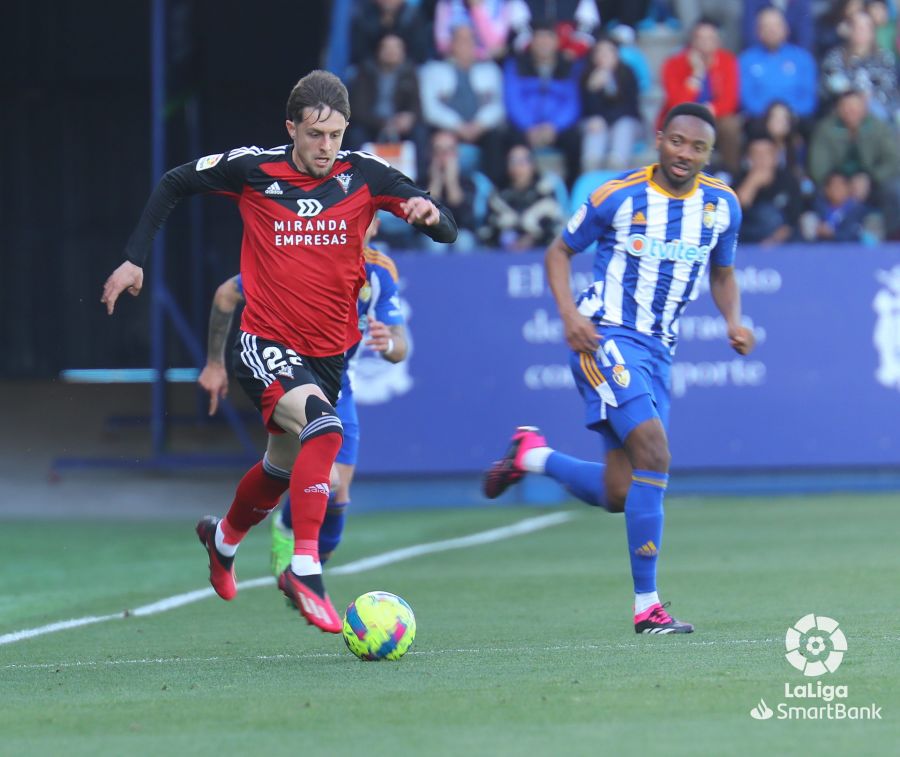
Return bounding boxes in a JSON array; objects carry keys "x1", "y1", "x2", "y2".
[{"x1": 346, "y1": 0, "x2": 900, "y2": 251}]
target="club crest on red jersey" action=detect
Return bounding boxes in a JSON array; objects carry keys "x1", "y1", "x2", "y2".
[{"x1": 335, "y1": 173, "x2": 353, "y2": 194}]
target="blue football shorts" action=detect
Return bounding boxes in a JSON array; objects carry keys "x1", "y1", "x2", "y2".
[
  {"x1": 569, "y1": 326, "x2": 672, "y2": 449},
  {"x1": 335, "y1": 387, "x2": 360, "y2": 466}
]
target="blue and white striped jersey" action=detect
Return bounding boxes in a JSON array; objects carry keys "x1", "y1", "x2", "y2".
[
  {"x1": 343, "y1": 247, "x2": 405, "y2": 397},
  {"x1": 562, "y1": 165, "x2": 741, "y2": 347}
]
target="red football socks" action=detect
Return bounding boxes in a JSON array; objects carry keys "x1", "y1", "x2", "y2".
[
  {"x1": 289, "y1": 432, "x2": 342, "y2": 561},
  {"x1": 221, "y1": 461, "x2": 290, "y2": 545}
]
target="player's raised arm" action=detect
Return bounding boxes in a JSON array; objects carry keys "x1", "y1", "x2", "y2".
[
  {"x1": 198, "y1": 275, "x2": 244, "y2": 415},
  {"x1": 545, "y1": 235, "x2": 599, "y2": 353},
  {"x1": 709, "y1": 264, "x2": 755, "y2": 355},
  {"x1": 102, "y1": 150, "x2": 245, "y2": 314}
]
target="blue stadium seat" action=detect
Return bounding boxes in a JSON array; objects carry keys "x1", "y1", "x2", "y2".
[
  {"x1": 471, "y1": 171, "x2": 495, "y2": 226},
  {"x1": 569, "y1": 170, "x2": 619, "y2": 214}
]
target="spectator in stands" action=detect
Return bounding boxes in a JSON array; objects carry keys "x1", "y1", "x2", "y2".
[
  {"x1": 425, "y1": 130, "x2": 479, "y2": 251},
  {"x1": 672, "y1": 0, "x2": 743, "y2": 52},
  {"x1": 746, "y1": 100, "x2": 811, "y2": 191},
  {"x1": 434, "y1": 0, "x2": 512, "y2": 61},
  {"x1": 479, "y1": 144, "x2": 565, "y2": 250},
  {"x1": 579, "y1": 36, "x2": 643, "y2": 171},
  {"x1": 733, "y1": 137, "x2": 803, "y2": 245},
  {"x1": 419, "y1": 24, "x2": 507, "y2": 183},
  {"x1": 351, "y1": 0, "x2": 431, "y2": 65},
  {"x1": 808, "y1": 89, "x2": 900, "y2": 238},
  {"x1": 739, "y1": 6, "x2": 817, "y2": 122},
  {"x1": 659, "y1": 18, "x2": 742, "y2": 175},
  {"x1": 347, "y1": 33, "x2": 429, "y2": 178},
  {"x1": 867, "y1": 1, "x2": 898, "y2": 62},
  {"x1": 799, "y1": 171, "x2": 867, "y2": 242},
  {"x1": 741, "y1": 0, "x2": 814, "y2": 52},
  {"x1": 508, "y1": 0, "x2": 602, "y2": 58},
  {"x1": 608, "y1": 24, "x2": 652, "y2": 95},
  {"x1": 503, "y1": 19, "x2": 582, "y2": 182},
  {"x1": 814, "y1": 0, "x2": 865, "y2": 59},
  {"x1": 820, "y1": 9, "x2": 900, "y2": 123}
]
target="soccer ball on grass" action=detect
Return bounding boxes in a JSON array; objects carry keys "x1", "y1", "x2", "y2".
[{"x1": 342, "y1": 591, "x2": 416, "y2": 661}]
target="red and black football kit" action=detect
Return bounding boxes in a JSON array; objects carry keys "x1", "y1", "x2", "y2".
[
  {"x1": 122, "y1": 144, "x2": 457, "y2": 424},
  {"x1": 121, "y1": 143, "x2": 456, "y2": 624}
]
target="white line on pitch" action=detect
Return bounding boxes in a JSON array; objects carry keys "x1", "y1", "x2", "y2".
[
  {"x1": 2, "y1": 637, "x2": 795, "y2": 670},
  {"x1": 0, "y1": 511, "x2": 573, "y2": 647}
]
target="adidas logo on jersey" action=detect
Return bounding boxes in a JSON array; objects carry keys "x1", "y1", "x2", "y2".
[
  {"x1": 631, "y1": 210, "x2": 647, "y2": 225},
  {"x1": 265, "y1": 182, "x2": 283, "y2": 196}
]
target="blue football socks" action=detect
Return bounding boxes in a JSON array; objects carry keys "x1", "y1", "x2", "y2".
[
  {"x1": 279, "y1": 496, "x2": 292, "y2": 530},
  {"x1": 624, "y1": 469, "x2": 668, "y2": 594},
  {"x1": 319, "y1": 500, "x2": 348, "y2": 562},
  {"x1": 544, "y1": 451, "x2": 610, "y2": 510},
  {"x1": 278, "y1": 494, "x2": 346, "y2": 562}
]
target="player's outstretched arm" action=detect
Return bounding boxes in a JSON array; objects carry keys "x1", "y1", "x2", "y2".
[
  {"x1": 104, "y1": 155, "x2": 242, "y2": 315},
  {"x1": 545, "y1": 236, "x2": 599, "y2": 354},
  {"x1": 198, "y1": 275, "x2": 244, "y2": 415},
  {"x1": 709, "y1": 264, "x2": 755, "y2": 355}
]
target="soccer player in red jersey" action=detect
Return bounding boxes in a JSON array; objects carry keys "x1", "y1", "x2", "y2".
[{"x1": 101, "y1": 70, "x2": 457, "y2": 633}]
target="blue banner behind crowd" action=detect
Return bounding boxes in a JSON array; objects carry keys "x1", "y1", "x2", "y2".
[{"x1": 353, "y1": 245, "x2": 900, "y2": 474}]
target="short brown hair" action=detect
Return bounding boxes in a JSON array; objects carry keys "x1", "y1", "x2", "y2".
[{"x1": 286, "y1": 70, "x2": 351, "y2": 124}]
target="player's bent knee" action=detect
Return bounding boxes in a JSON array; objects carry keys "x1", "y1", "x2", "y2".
[
  {"x1": 624, "y1": 422, "x2": 671, "y2": 473},
  {"x1": 300, "y1": 395, "x2": 343, "y2": 443}
]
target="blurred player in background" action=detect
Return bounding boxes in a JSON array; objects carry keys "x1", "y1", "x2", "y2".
[
  {"x1": 484, "y1": 103, "x2": 755, "y2": 634},
  {"x1": 102, "y1": 70, "x2": 456, "y2": 633},
  {"x1": 196, "y1": 217, "x2": 409, "y2": 574}
]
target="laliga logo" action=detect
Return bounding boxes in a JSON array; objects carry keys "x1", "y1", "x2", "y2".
[{"x1": 785, "y1": 614, "x2": 847, "y2": 677}]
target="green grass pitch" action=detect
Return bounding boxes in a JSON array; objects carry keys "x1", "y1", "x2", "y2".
[{"x1": 1, "y1": 494, "x2": 898, "y2": 756}]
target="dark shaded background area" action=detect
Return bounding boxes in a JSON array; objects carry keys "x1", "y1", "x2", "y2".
[{"x1": 1, "y1": 0, "x2": 330, "y2": 377}]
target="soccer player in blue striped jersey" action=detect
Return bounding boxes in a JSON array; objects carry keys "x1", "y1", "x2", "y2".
[{"x1": 484, "y1": 103, "x2": 756, "y2": 634}]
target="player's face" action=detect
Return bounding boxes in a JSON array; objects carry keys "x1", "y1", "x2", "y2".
[
  {"x1": 286, "y1": 107, "x2": 348, "y2": 178},
  {"x1": 655, "y1": 115, "x2": 714, "y2": 194}
]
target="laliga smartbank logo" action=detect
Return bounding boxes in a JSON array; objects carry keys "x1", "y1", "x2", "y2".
[
  {"x1": 749, "y1": 614, "x2": 882, "y2": 721},
  {"x1": 785, "y1": 613, "x2": 846, "y2": 676}
]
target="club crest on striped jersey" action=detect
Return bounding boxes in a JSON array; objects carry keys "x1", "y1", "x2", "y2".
[
  {"x1": 612, "y1": 364, "x2": 631, "y2": 388},
  {"x1": 335, "y1": 173, "x2": 353, "y2": 194},
  {"x1": 703, "y1": 201, "x2": 716, "y2": 229}
]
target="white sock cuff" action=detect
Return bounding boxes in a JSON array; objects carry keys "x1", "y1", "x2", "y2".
[
  {"x1": 521, "y1": 446, "x2": 552, "y2": 474},
  {"x1": 215, "y1": 521, "x2": 238, "y2": 557},
  {"x1": 634, "y1": 591, "x2": 660, "y2": 615},
  {"x1": 291, "y1": 554, "x2": 322, "y2": 576}
]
